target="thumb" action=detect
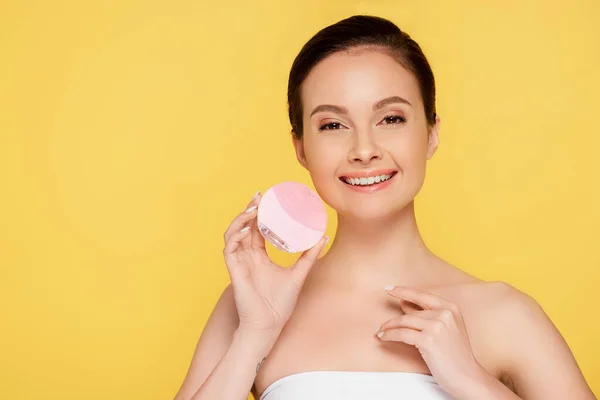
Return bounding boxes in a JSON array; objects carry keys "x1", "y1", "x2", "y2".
[{"x1": 292, "y1": 235, "x2": 329, "y2": 281}]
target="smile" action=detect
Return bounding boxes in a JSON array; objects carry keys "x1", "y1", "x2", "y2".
[{"x1": 339, "y1": 171, "x2": 398, "y2": 187}]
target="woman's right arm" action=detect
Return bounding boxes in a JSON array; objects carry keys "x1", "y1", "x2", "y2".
[
  {"x1": 175, "y1": 191, "x2": 328, "y2": 399},
  {"x1": 173, "y1": 284, "x2": 279, "y2": 400},
  {"x1": 191, "y1": 326, "x2": 279, "y2": 400}
]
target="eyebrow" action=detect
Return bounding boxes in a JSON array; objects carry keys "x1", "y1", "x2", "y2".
[{"x1": 309, "y1": 95, "x2": 412, "y2": 117}]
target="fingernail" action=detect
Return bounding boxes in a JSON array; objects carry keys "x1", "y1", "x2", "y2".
[
  {"x1": 375, "y1": 326, "x2": 381, "y2": 334},
  {"x1": 251, "y1": 190, "x2": 260, "y2": 201},
  {"x1": 324, "y1": 235, "x2": 331, "y2": 244},
  {"x1": 383, "y1": 285, "x2": 395, "y2": 291},
  {"x1": 377, "y1": 331, "x2": 384, "y2": 338},
  {"x1": 245, "y1": 205, "x2": 257, "y2": 213},
  {"x1": 241, "y1": 226, "x2": 250, "y2": 233}
]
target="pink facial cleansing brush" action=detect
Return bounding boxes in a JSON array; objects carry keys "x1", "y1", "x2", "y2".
[{"x1": 257, "y1": 181, "x2": 327, "y2": 253}]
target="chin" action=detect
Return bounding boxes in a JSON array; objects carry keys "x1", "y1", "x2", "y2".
[{"x1": 331, "y1": 195, "x2": 413, "y2": 223}]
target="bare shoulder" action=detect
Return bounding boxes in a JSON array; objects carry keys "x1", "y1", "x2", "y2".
[
  {"x1": 453, "y1": 280, "x2": 551, "y2": 337},
  {"x1": 433, "y1": 280, "x2": 595, "y2": 398},
  {"x1": 434, "y1": 279, "x2": 534, "y2": 311},
  {"x1": 427, "y1": 280, "x2": 539, "y2": 372},
  {"x1": 433, "y1": 279, "x2": 548, "y2": 349}
]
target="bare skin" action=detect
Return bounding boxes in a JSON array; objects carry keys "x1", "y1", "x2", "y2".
[
  {"x1": 250, "y1": 204, "x2": 593, "y2": 399},
  {"x1": 174, "y1": 48, "x2": 596, "y2": 400},
  {"x1": 252, "y1": 248, "x2": 507, "y2": 398}
]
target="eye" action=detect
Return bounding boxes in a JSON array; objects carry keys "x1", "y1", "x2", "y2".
[
  {"x1": 379, "y1": 115, "x2": 406, "y2": 125},
  {"x1": 318, "y1": 121, "x2": 344, "y2": 131}
]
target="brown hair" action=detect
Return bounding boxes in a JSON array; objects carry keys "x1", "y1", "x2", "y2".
[{"x1": 287, "y1": 15, "x2": 437, "y2": 139}]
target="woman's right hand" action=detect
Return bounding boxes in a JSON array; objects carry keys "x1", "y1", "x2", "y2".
[{"x1": 222, "y1": 191, "x2": 329, "y2": 336}]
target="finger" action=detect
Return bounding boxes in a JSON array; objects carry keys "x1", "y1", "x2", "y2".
[
  {"x1": 246, "y1": 216, "x2": 264, "y2": 250},
  {"x1": 223, "y1": 226, "x2": 252, "y2": 261},
  {"x1": 403, "y1": 309, "x2": 441, "y2": 319},
  {"x1": 223, "y1": 207, "x2": 258, "y2": 244},
  {"x1": 249, "y1": 193, "x2": 266, "y2": 249},
  {"x1": 377, "y1": 327, "x2": 420, "y2": 346},
  {"x1": 250, "y1": 218, "x2": 266, "y2": 249},
  {"x1": 378, "y1": 313, "x2": 436, "y2": 333},
  {"x1": 239, "y1": 207, "x2": 258, "y2": 250},
  {"x1": 397, "y1": 298, "x2": 424, "y2": 314},
  {"x1": 291, "y1": 235, "x2": 329, "y2": 282},
  {"x1": 248, "y1": 190, "x2": 261, "y2": 205},
  {"x1": 222, "y1": 191, "x2": 260, "y2": 244},
  {"x1": 385, "y1": 286, "x2": 457, "y2": 311},
  {"x1": 239, "y1": 191, "x2": 262, "y2": 250}
]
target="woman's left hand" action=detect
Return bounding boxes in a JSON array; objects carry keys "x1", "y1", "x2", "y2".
[{"x1": 376, "y1": 285, "x2": 490, "y2": 398}]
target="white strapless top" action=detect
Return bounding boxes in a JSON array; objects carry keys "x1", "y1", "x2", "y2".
[{"x1": 258, "y1": 370, "x2": 459, "y2": 400}]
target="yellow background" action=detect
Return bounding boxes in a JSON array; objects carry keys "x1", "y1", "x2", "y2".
[{"x1": 1, "y1": 0, "x2": 598, "y2": 398}]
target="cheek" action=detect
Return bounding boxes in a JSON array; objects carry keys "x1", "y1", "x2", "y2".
[
  {"x1": 303, "y1": 141, "x2": 344, "y2": 204},
  {"x1": 303, "y1": 138, "x2": 342, "y2": 173},
  {"x1": 402, "y1": 146, "x2": 427, "y2": 172},
  {"x1": 305, "y1": 146, "x2": 337, "y2": 184},
  {"x1": 396, "y1": 135, "x2": 429, "y2": 189},
  {"x1": 395, "y1": 127, "x2": 428, "y2": 159}
]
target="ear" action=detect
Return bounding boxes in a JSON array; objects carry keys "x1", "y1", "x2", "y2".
[
  {"x1": 292, "y1": 133, "x2": 308, "y2": 169},
  {"x1": 426, "y1": 113, "x2": 441, "y2": 160}
]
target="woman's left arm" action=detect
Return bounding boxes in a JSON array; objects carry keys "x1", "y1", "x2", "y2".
[
  {"x1": 479, "y1": 287, "x2": 596, "y2": 400},
  {"x1": 377, "y1": 285, "x2": 597, "y2": 400}
]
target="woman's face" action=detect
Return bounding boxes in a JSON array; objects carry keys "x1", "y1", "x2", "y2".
[{"x1": 294, "y1": 48, "x2": 440, "y2": 220}]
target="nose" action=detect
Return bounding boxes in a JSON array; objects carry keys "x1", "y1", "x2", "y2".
[{"x1": 348, "y1": 130, "x2": 382, "y2": 164}]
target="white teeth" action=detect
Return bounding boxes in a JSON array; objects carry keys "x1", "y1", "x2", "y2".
[{"x1": 343, "y1": 173, "x2": 394, "y2": 186}]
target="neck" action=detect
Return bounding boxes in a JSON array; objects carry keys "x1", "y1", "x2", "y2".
[{"x1": 314, "y1": 201, "x2": 435, "y2": 289}]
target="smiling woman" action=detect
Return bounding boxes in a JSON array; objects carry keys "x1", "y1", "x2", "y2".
[
  {"x1": 173, "y1": 15, "x2": 597, "y2": 400},
  {"x1": 293, "y1": 44, "x2": 438, "y2": 222}
]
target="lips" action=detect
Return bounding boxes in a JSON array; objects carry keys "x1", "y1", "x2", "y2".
[
  {"x1": 339, "y1": 169, "x2": 398, "y2": 179},
  {"x1": 339, "y1": 169, "x2": 398, "y2": 187}
]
